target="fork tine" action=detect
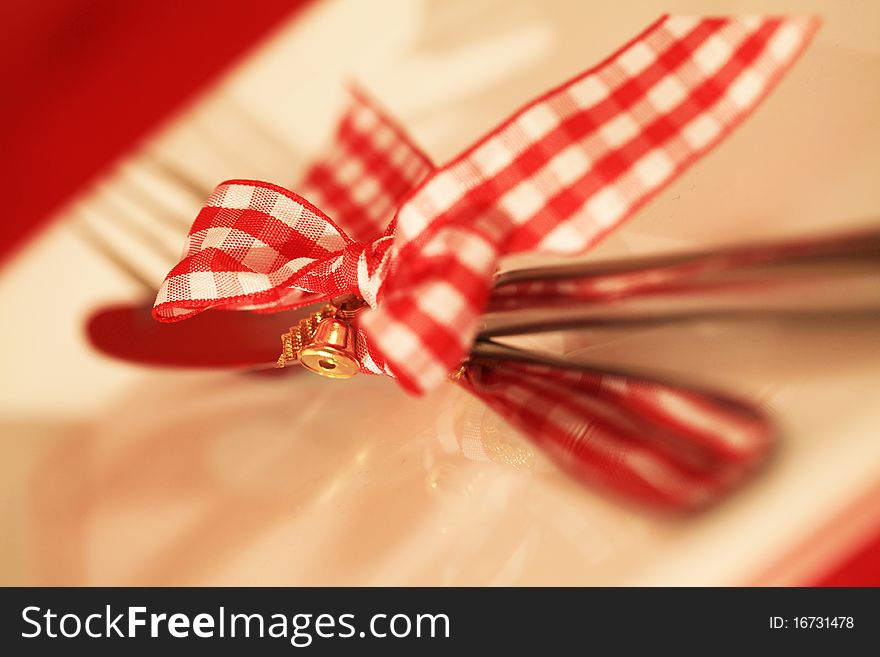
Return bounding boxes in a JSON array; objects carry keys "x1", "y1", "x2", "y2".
[
  {"x1": 73, "y1": 95, "x2": 296, "y2": 299},
  {"x1": 142, "y1": 151, "x2": 214, "y2": 200},
  {"x1": 116, "y1": 169, "x2": 198, "y2": 232},
  {"x1": 96, "y1": 186, "x2": 183, "y2": 262},
  {"x1": 71, "y1": 211, "x2": 158, "y2": 293},
  {"x1": 222, "y1": 97, "x2": 301, "y2": 160},
  {"x1": 191, "y1": 104, "x2": 288, "y2": 177}
]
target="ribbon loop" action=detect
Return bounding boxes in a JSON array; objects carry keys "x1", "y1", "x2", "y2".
[
  {"x1": 153, "y1": 15, "x2": 820, "y2": 394},
  {"x1": 153, "y1": 180, "x2": 349, "y2": 320}
]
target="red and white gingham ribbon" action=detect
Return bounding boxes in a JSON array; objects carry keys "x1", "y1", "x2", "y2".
[
  {"x1": 460, "y1": 351, "x2": 772, "y2": 509},
  {"x1": 154, "y1": 14, "x2": 819, "y2": 393}
]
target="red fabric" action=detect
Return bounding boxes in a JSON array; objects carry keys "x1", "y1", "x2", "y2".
[
  {"x1": 301, "y1": 86, "x2": 435, "y2": 243},
  {"x1": 153, "y1": 15, "x2": 820, "y2": 394},
  {"x1": 0, "y1": 0, "x2": 310, "y2": 265},
  {"x1": 814, "y1": 530, "x2": 880, "y2": 586},
  {"x1": 460, "y1": 355, "x2": 772, "y2": 509}
]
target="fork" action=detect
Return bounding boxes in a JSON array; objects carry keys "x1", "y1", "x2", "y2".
[{"x1": 74, "y1": 102, "x2": 315, "y2": 367}]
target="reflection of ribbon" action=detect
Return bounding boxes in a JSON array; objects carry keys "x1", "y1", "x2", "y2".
[{"x1": 152, "y1": 15, "x2": 821, "y2": 508}]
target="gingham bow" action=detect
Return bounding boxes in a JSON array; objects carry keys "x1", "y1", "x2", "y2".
[{"x1": 154, "y1": 15, "x2": 819, "y2": 393}]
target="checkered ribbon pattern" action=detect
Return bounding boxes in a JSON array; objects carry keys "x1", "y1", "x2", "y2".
[
  {"x1": 152, "y1": 15, "x2": 818, "y2": 507},
  {"x1": 460, "y1": 356, "x2": 771, "y2": 509}
]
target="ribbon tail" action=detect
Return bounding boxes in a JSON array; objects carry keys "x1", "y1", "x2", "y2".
[
  {"x1": 457, "y1": 341, "x2": 773, "y2": 510},
  {"x1": 365, "y1": 15, "x2": 821, "y2": 393}
]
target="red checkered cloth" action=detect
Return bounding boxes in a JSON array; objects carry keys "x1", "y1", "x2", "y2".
[
  {"x1": 154, "y1": 87, "x2": 433, "y2": 375},
  {"x1": 299, "y1": 85, "x2": 435, "y2": 244},
  {"x1": 154, "y1": 14, "x2": 819, "y2": 391},
  {"x1": 460, "y1": 354, "x2": 771, "y2": 508}
]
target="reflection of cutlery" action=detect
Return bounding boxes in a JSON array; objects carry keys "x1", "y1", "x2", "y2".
[{"x1": 86, "y1": 303, "x2": 305, "y2": 368}]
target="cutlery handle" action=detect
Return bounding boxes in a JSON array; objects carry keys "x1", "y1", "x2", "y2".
[{"x1": 483, "y1": 226, "x2": 880, "y2": 337}]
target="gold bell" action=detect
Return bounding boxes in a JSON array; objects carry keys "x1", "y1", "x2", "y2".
[{"x1": 298, "y1": 315, "x2": 360, "y2": 379}]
